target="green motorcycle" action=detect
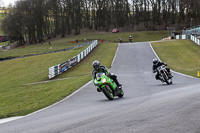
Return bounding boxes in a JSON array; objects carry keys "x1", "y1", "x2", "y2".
[{"x1": 93, "y1": 72, "x2": 124, "y2": 100}]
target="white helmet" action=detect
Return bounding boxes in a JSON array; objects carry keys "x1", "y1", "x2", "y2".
[{"x1": 152, "y1": 58, "x2": 158, "y2": 65}]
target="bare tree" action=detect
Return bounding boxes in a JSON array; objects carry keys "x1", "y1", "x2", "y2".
[{"x1": 2, "y1": 0, "x2": 200, "y2": 43}]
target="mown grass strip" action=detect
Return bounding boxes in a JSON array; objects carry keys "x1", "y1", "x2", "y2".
[
  {"x1": 0, "y1": 43, "x2": 118, "y2": 119},
  {"x1": 151, "y1": 40, "x2": 200, "y2": 77},
  {"x1": 24, "y1": 74, "x2": 91, "y2": 85}
]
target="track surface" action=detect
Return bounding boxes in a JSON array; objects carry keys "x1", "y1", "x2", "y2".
[{"x1": 1, "y1": 42, "x2": 200, "y2": 133}]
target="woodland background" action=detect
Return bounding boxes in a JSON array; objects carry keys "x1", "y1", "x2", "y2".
[{"x1": 1, "y1": 0, "x2": 200, "y2": 44}]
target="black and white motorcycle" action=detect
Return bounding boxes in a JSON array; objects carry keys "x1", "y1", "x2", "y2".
[{"x1": 156, "y1": 65, "x2": 173, "y2": 85}]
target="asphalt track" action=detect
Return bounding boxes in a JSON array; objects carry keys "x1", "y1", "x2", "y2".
[{"x1": 1, "y1": 42, "x2": 200, "y2": 133}]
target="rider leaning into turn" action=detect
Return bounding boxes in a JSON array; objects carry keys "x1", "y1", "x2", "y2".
[
  {"x1": 152, "y1": 58, "x2": 172, "y2": 80},
  {"x1": 92, "y1": 60, "x2": 122, "y2": 92}
]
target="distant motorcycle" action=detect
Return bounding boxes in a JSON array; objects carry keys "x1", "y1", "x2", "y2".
[
  {"x1": 156, "y1": 65, "x2": 173, "y2": 85},
  {"x1": 93, "y1": 73, "x2": 124, "y2": 100},
  {"x1": 129, "y1": 38, "x2": 132, "y2": 42}
]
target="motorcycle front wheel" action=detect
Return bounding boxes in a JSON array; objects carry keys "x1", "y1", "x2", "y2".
[
  {"x1": 163, "y1": 73, "x2": 172, "y2": 85},
  {"x1": 102, "y1": 85, "x2": 114, "y2": 100},
  {"x1": 118, "y1": 87, "x2": 124, "y2": 98}
]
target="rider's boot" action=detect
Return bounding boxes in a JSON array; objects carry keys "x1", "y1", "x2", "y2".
[{"x1": 115, "y1": 79, "x2": 122, "y2": 87}]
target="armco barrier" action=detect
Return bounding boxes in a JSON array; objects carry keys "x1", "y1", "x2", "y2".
[
  {"x1": 176, "y1": 35, "x2": 200, "y2": 46},
  {"x1": 191, "y1": 35, "x2": 200, "y2": 46},
  {"x1": 175, "y1": 35, "x2": 191, "y2": 39},
  {"x1": 49, "y1": 40, "x2": 98, "y2": 79}
]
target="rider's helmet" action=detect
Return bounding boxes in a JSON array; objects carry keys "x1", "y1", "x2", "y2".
[
  {"x1": 152, "y1": 58, "x2": 158, "y2": 65},
  {"x1": 129, "y1": 35, "x2": 132, "y2": 38},
  {"x1": 93, "y1": 60, "x2": 100, "y2": 70}
]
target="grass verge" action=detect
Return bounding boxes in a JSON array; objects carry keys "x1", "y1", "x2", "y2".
[
  {"x1": 0, "y1": 42, "x2": 81, "y2": 58},
  {"x1": 0, "y1": 30, "x2": 168, "y2": 118},
  {"x1": 75, "y1": 30, "x2": 168, "y2": 43},
  {"x1": 0, "y1": 31, "x2": 167, "y2": 58},
  {"x1": 0, "y1": 42, "x2": 118, "y2": 118},
  {"x1": 151, "y1": 40, "x2": 200, "y2": 77},
  {"x1": 0, "y1": 41, "x2": 8, "y2": 46}
]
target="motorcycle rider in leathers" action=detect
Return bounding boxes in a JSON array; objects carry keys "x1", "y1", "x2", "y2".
[
  {"x1": 92, "y1": 60, "x2": 122, "y2": 92},
  {"x1": 152, "y1": 58, "x2": 173, "y2": 80}
]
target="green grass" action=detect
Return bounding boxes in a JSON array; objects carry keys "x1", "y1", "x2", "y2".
[
  {"x1": 0, "y1": 42, "x2": 80, "y2": 58},
  {"x1": 0, "y1": 42, "x2": 118, "y2": 118},
  {"x1": 0, "y1": 31, "x2": 167, "y2": 58},
  {"x1": 151, "y1": 40, "x2": 200, "y2": 77},
  {"x1": 0, "y1": 30, "x2": 171, "y2": 119},
  {"x1": 76, "y1": 30, "x2": 167, "y2": 43},
  {"x1": 0, "y1": 41, "x2": 8, "y2": 46}
]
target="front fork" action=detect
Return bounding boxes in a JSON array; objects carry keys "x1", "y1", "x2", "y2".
[{"x1": 100, "y1": 84, "x2": 119, "y2": 96}]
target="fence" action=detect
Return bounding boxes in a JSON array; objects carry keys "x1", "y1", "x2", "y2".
[
  {"x1": 175, "y1": 35, "x2": 191, "y2": 39},
  {"x1": 49, "y1": 40, "x2": 98, "y2": 79},
  {"x1": 191, "y1": 35, "x2": 200, "y2": 46},
  {"x1": 175, "y1": 34, "x2": 200, "y2": 46}
]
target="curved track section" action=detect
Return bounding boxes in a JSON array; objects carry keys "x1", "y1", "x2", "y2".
[{"x1": 1, "y1": 42, "x2": 200, "y2": 133}]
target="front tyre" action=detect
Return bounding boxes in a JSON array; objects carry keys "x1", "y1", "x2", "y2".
[
  {"x1": 118, "y1": 87, "x2": 124, "y2": 98},
  {"x1": 166, "y1": 78, "x2": 172, "y2": 85},
  {"x1": 102, "y1": 85, "x2": 114, "y2": 100},
  {"x1": 163, "y1": 73, "x2": 172, "y2": 85}
]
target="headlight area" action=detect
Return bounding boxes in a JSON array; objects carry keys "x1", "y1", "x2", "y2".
[{"x1": 102, "y1": 78, "x2": 106, "y2": 83}]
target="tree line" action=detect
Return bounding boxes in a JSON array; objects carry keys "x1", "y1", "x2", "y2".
[{"x1": 1, "y1": 0, "x2": 200, "y2": 44}]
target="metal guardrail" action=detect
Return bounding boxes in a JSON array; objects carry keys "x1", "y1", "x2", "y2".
[
  {"x1": 176, "y1": 35, "x2": 200, "y2": 46},
  {"x1": 48, "y1": 40, "x2": 98, "y2": 79},
  {"x1": 191, "y1": 35, "x2": 200, "y2": 45}
]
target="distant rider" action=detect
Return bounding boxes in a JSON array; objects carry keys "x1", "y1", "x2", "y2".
[
  {"x1": 129, "y1": 35, "x2": 132, "y2": 42},
  {"x1": 92, "y1": 60, "x2": 122, "y2": 92},
  {"x1": 119, "y1": 37, "x2": 122, "y2": 43},
  {"x1": 152, "y1": 58, "x2": 172, "y2": 80}
]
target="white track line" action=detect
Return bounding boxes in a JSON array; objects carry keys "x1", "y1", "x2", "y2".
[
  {"x1": 0, "y1": 80, "x2": 92, "y2": 124},
  {"x1": 111, "y1": 43, "x2": 120, "y2": 68},
  {"x1": 0, "y1": 116, "x2": 24, "y2": 124},
  {"x1": 25, "y1": 80, "x2": 93, "y2": 117},
  {"x1": 0, "y1": 42, "x2": 121, "y2": 124}
]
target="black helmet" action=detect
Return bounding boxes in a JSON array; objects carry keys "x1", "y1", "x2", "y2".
[
  {"x1": 93, "y1": 60, "x2": 100, "y2": 70},
  {"x1": 152, "y1": 58, "x2": 158, "y2": 65}
]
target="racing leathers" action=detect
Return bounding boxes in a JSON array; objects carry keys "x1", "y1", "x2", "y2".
[
  {"x1": 92, "y1": 65, "x2": 122, "y2": 88},
  {"x1": 152, "y1": 61, "x2": 171, "y2": 80}
]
